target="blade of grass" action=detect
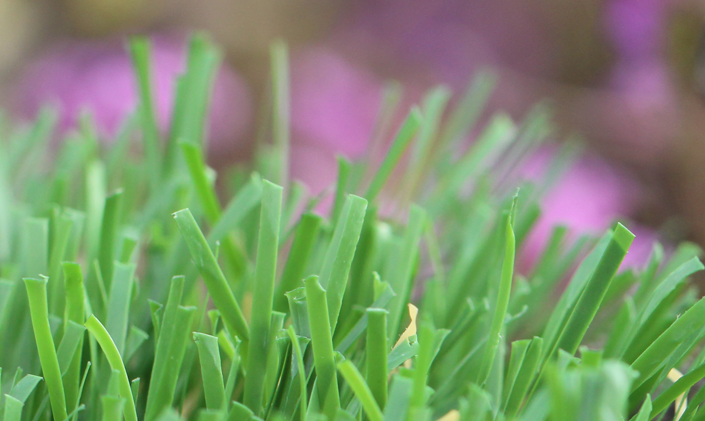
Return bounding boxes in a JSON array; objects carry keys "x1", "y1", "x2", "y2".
[
  {"x1": 332, "y1": 157, "x2": 352, "y2": 226},
  {"x1": 98, "y1": 190, "x2": 124, "y2": 290},
  {"x1": 173, "y1": 209, "x2": 249, "y2": 342},
  {"x1": 244, "y1": 180, "x2": 283, "y2": 414},
  {"x1": 319, "y1": 194, "x2": 368, "y2": 333},
  {"x1": 24, "y1": 277, "x2": 67, "y2": 421},
  {"x1": 207, "y1": 173, "x2": 263, "y2": 247},
  {"x1": 105, "y1": 263, "x2": 136, "y2": 355},
  {"x1": 630, "y1": 295, "x2": 705, "y2": 392},
  {"x1": 84, "y1": 315, "x2": 137, "y2": 421},
  {"x1": 337, "y1": 360, "x2": 383, "y2": 421},
  {"x1": 305, "y1": 275, "x2": 341, "y2": 420},
  {"x1": 274, "y1": 213, "x2": 322, "y2": 312},
  {"x1": 366, "y1": 308, "x2": 389, "y2": 409},
  {"x1": 194, "y1": 333, "x2": 226, "y2": 410},
  {"x1": 129, "y1": 36, "x2": 161, "y2": 188},
  {"x1": 364, "y1": 108, "x2": 422, "y2": 202},
  {"x1": 505, "y1": 337, "x2": 544, "y2": 418},
  {"x1": 556, "y1": 223, "x2": 634, "y2": 356},
  {"x1": 387, "y1": 206, "x2": 425, "y2": 338},
  {"x1": 285, "y1": 326, "x2": 308, "y2": 421},
  {"x1": 169, "y1": 34, "x2": 220, "y2": 154},
  {"x1": 269, "y1": 40, "x2": 290, "y2": 187},
  {"x1": 3, "y1": 395, "x2": 23, "y2": 421},
  {"x1": 477, "y1": 210, "x2": 515, "y2": 386},
  {"x1": 616, "y1": 257, "x2": 704, "y2": 360},
  {"x1": 651, "y1": 363, "x2": 705, "y2": 418}
]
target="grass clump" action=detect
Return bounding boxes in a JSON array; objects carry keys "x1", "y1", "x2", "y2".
[{"x1": 0, "y1": 33, "x2": 704, "y2": 421}]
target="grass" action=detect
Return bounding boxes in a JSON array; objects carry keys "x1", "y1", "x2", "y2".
[{"x1": 1, "y1": 33, "x2": 705, "y2": 421}]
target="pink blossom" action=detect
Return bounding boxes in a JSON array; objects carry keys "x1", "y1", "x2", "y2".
[
  {"x1": 519, "y1": 149, "x2": 654, "y2": 271},
  {"x1": 289, "y1": 47, "x2": 383, "y2": 195},
  {"x1": 11, "y1": 34, "x2": 252, "y2": 157}
]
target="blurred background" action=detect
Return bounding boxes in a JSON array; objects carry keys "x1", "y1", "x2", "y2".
[{"x1": 1, "y1": 0, "x2": 705, "y2": 253}]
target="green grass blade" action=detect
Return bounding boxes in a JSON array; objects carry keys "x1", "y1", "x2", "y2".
[
  {"x1": 48, "y1": 208, "x2": 75, "y2": 314},
  {"x1": 9, "y1": 374, "x2": 42, "y2": 403},
  {"x1": 24, "y1": 277, "x2": 68, "y2": 421},
  {"x1": 207, "y1": 174, "x2": 263, "y2": 247},
  {"x1": 84, "y1": 315, "x2": 137, "y2": 421},
  {"x1": 383, "y1": 376, "x2": 413, "y2": 421},
  {"x1": 181, "y1": 141, "x2": 221, "y2": 225},
  {"x1": 144, "y1": 274, "x2": 195, "y2": 421},
  {"x1": 438, "y1": 71, "x2": 495, "y2": 151},
  {"x1": 332, "y1": 157, "x2": 352, "y2": 225},
  {"x1": 194, "y1": 332, "x2": 226, "y2": 410},
  {"x1": 366, "y1": 308, "x2": 389, "y2": 409},
  {"x1": 556, "y1": 223, "x2": 634, "y2": 356},
  {"x1": 124, "y1": 326, "x2": 149, "y2": 362},
  {"x1": 169, "y1": 34, "x2": 220, "y2": 153},
  {"x1": 243, "y1": 180, "x2": 282, "y2": 415},
  {"x1": 365, "y1": 108, "x2": 422, "y2": 202},
  {"x1": 101, "y1": 395, "x2": 125, "y2": 421},
  {"x1": 505, "y1": 337, "x2": 544, "y2": 417},
  {"x1": 285, "y1": 326, "x2": 308, "y2": 421},
  {"x1": 651, "y1": 363, "x2": 705, "y2": 418},
  {"x1": 337, "y1": 360, "x2": 384, "y2": 421},
  {"x1": 98, "y1": 190, "x2": 124, "y2": 290},
  {"x1": 387, "y1": 205, "x2": 425, "y2": 338},
  {"x1": 630, "y1": 396, "x2": 651, "y2": 421},
  {"x1": 319, "y1": 194, "x2": 368, "y2": 333},
  {"x1": 173, "y1": 209, "x2": 249, "y2": 342},
  {"x1": 3, "y1": 394, "x2": 24, "y2": 421},
  {"x1": 336, "y1": 281, "x2": 396, "y2": 353},
  {"x1": 503, "y1": 339, "x2": 531, "y2": 409},
  {"x1": 630, "y1": 296, "x2": 705, "y2": 392},
  {"x1": 274, "y1": 213, "x2": 322, "y2": 312},
  {"x1": 477, "y1": 211, "x2": 515, "y2": 385},
  {"x1": 105, "y1": 263, "x2": 136, "y2": 355},
  {"x1": 269, "y1": 40, "x2": 290, "y2": 187},
  {"x1": 305, "y1": 275, "x2": 341, "y2": 420},
  {"x1": 616, "y1": 257, "x2": 704, "y2": 359},
  {"x1": 129, "y1": 36, "x2": 162, "y2": 188},
  {"x1": 56, "y1": 321, "x2": 86, "y2": 376}
]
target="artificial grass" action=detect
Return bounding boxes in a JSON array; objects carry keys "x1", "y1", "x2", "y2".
[{"x1": 0, "y1": 33, "x2": 703, "y2": 421}]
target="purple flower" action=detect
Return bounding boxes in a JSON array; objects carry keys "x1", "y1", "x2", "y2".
[
  {"x1": 289, "y1": 47, "x2": 383, "y2": 195},
  {"x1": 11, "y1": 34, "x2": 252, "y2": 157},
  {"x1": 519, "y1": 149, "x2": 654, "y2": 271}
]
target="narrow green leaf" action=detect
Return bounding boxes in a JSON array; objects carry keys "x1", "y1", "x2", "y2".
[
  {"x1": 269, "y1": 40, "x2": 290, "y2": 187},
  {"x1": 129, "y1": 36, "x2": 161, "y2": 188},
  {"x1": 84, "y1": 315, "x2": 137, "y2": 421},
  {"x1": 24, "y1": 277, "x2": 67, "y2": 421},
  {"x1": 244, "y1": 180, "x2": 282, "y2": 415},
  {"x1": 630, "y1": 295, "x2": 705, "y2": 391},
  {"x1": 101, "y1": 395, "x2": 126, "y2": 421},
  {"x1": 3, "y1": 395, "x2": 23, "y2": 421},
  {"x1": 505, "y1": 337, "x2": 544, "y2": 417},
  {"x1": 98, "y1": 190, "x2": 124, "y2": 290},
  {"x1": 556, "y1": 223, "x2": 634, "y2": 356},
  {"x1": 305, "y1": 275, "x2": 341, "y2": 420},
  {"x1": 194, "y1": 332, "x2": 226, "y2": 410},
  {"x1": 173, "y1": 209, "x2": 249, "y2": 342},
  {"x1": 383, "y1": 376, "x2": 413, "y2": 421},
  {"x1": 365, "y1": 108, "x2": 422, "y2": 202},
  {"x1": 9, "y1": 375, "x2": 42, "y2": 404},
  {"x1": 274, "y1": 213, "x2": 322, "y2": 312},
  {"x1": 319, "y1": 194, "x2": 368, "y2": 333},
  {"x1": 366, "y1": 308, "x2": 389, "y2": 409},
  {"x1": 477, "y1": 211, "x2": 515, "y2": 386},
  {"x1": 387, "y1": 206, "x2": 425, "y2": 338},
  {"x1": 338, "y1": 360, "x2": 383, "y2": 421},
  {"x1": 105, "y1": 262, "x2": 136, "y2": 354}
]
